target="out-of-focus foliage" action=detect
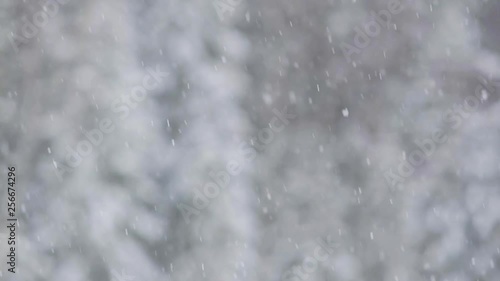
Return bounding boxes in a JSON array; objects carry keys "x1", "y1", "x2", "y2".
[{"x1": 1, "y1": 0, "x2": 500, "y2": 280}]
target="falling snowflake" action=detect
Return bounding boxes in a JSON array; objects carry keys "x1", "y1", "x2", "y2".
[{"x1": 342, "y1": 108, "x2": 349, "y2": 117}]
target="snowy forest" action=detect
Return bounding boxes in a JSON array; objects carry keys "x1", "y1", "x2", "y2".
[{"x1": 1, "y1": 0, "x2": 500, "y2": 280}]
